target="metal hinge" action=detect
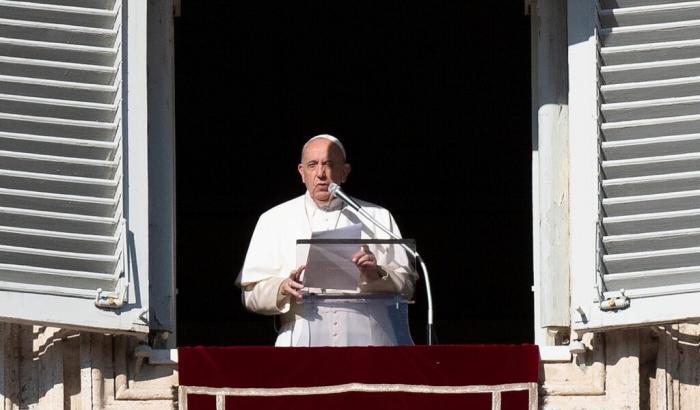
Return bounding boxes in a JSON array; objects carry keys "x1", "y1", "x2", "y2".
[
  {"x1": 599, "y1": 290, "x2": 630, "y2": 311},
  {"x1": 96, "y1": 218, "x2": 129, "y2": 309},
  {"x1": 95, "y1": 276, "x2": 128, "y2": 309}
]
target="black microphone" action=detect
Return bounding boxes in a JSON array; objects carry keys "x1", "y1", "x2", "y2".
[{"x1": 328, "y1": 182, "x2": 362, "y2": 211}]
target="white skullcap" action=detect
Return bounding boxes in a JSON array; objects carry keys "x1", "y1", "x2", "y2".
[{"x1": 304, "y1": 134, "x2": 347, "y2": 160}]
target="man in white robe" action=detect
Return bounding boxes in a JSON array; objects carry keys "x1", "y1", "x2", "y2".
[{"x1": 235, "y1": 134, "x2": 417, "y2": 346}]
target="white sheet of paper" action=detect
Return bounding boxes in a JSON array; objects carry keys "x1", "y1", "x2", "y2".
[{"x1": 303, "y1": 223, "x2": 362, "y2": 291}]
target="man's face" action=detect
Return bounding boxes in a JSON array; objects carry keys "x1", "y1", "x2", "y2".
[{"x1": 298, "y1": 138, "x2": 351, "y2": 204}]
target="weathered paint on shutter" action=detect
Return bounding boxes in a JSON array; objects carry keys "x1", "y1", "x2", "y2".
[
  {"x1": 0, "y1": 0, "x2": 148, "y2": 333},
  {"x1": 574, "y1": 0, "x2": 700, "y2": 329}
]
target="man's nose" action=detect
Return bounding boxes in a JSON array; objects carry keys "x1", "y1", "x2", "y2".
[{"x1": 315, "y1": 164, "x2": 327, "y2": 178}]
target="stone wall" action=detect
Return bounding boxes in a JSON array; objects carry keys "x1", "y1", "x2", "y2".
[
  {"x1": 541, "y1": 325, "x2": 700, "y2": 410},
  {"x1": 0, "y1": 323, "x2": 177, "y2": 410}
]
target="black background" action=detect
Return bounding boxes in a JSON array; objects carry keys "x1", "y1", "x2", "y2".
[{"x1": 174, "y1": 1, "x2": 533, "y2": 346}]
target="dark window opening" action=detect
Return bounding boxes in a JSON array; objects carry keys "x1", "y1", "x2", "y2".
[{"x1": 174, "y1": 1, "x2": 533, "y2": 346}]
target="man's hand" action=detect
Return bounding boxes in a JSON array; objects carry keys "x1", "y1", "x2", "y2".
[
  {"x1": 279, "y1": 265, "x2": 305, "y2": 300},
  {"x1": 352, "y1": 245, "x2": 380, "y2": 281}
]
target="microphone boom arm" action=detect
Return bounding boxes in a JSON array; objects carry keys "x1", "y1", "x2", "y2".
[{"x1": 329, "y1": 183, "x2": 436, "y2": 345}]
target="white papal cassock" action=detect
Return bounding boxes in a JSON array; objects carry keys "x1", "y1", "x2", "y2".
[{"x1": 236, "y1": 191, "x2": 417, "y2": 347}]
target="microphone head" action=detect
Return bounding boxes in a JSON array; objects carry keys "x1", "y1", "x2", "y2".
[
  {"x1": 329, "y1": 182, "x2": 340, "y2": 196},
  {"x1": 328, "y1": 182, "x2": 361, "y2": 210}
]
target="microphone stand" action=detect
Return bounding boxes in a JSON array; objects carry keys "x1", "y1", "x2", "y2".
[{"x1": 330, "y1": 184, "x2": 435, "y2": 345}]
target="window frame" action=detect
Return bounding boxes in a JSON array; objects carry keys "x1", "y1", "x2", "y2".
[
  {"x1": 0, "y1": 0, "x2": 154, "y2": 334},
  {"x1": 568, "y1": 0, "x2": 700, "y2": 332}
]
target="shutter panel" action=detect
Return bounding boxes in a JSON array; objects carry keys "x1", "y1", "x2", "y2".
[
  {"x1": 0, "y1": 0, "x2": 149, "y2": 333},
  {"x1": 591, "y1": 0, "x2": 700, "y2": 327}
]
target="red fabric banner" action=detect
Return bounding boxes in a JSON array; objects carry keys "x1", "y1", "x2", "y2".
[{"x1": 178, "y1": 344, "x2": 540, "y2": 410}]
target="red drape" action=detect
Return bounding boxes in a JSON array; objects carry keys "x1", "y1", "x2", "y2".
[{"x1": 178, "y1": 344, "x2": 540, "y2": 410}]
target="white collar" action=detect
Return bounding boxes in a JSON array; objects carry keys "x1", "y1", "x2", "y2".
[{"x1": 304, "y1": 190, "x2": 344, "y2": 212}]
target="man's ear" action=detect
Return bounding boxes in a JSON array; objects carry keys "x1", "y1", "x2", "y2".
[
  {"x1": 298, "y1": 163, "x2": 305, "y2": 183},
  {"x1": 342, "y1": 163, "x2": 351, "y2": 183}
]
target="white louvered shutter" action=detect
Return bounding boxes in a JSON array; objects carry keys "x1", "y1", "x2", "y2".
[
  {"x1": 571, "y1": 0, "x2": 700, "y2": 330},
  {"x1": 0, "y1": 0, "x2": 150, "y2": 333}
]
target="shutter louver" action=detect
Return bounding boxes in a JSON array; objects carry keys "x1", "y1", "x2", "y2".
[
  {"x1": 0, "y1": 0, "x2": 126, "y2": 304},
  {"x1": 598, "y1": 0, "x2": 700, "y2": 302}
]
